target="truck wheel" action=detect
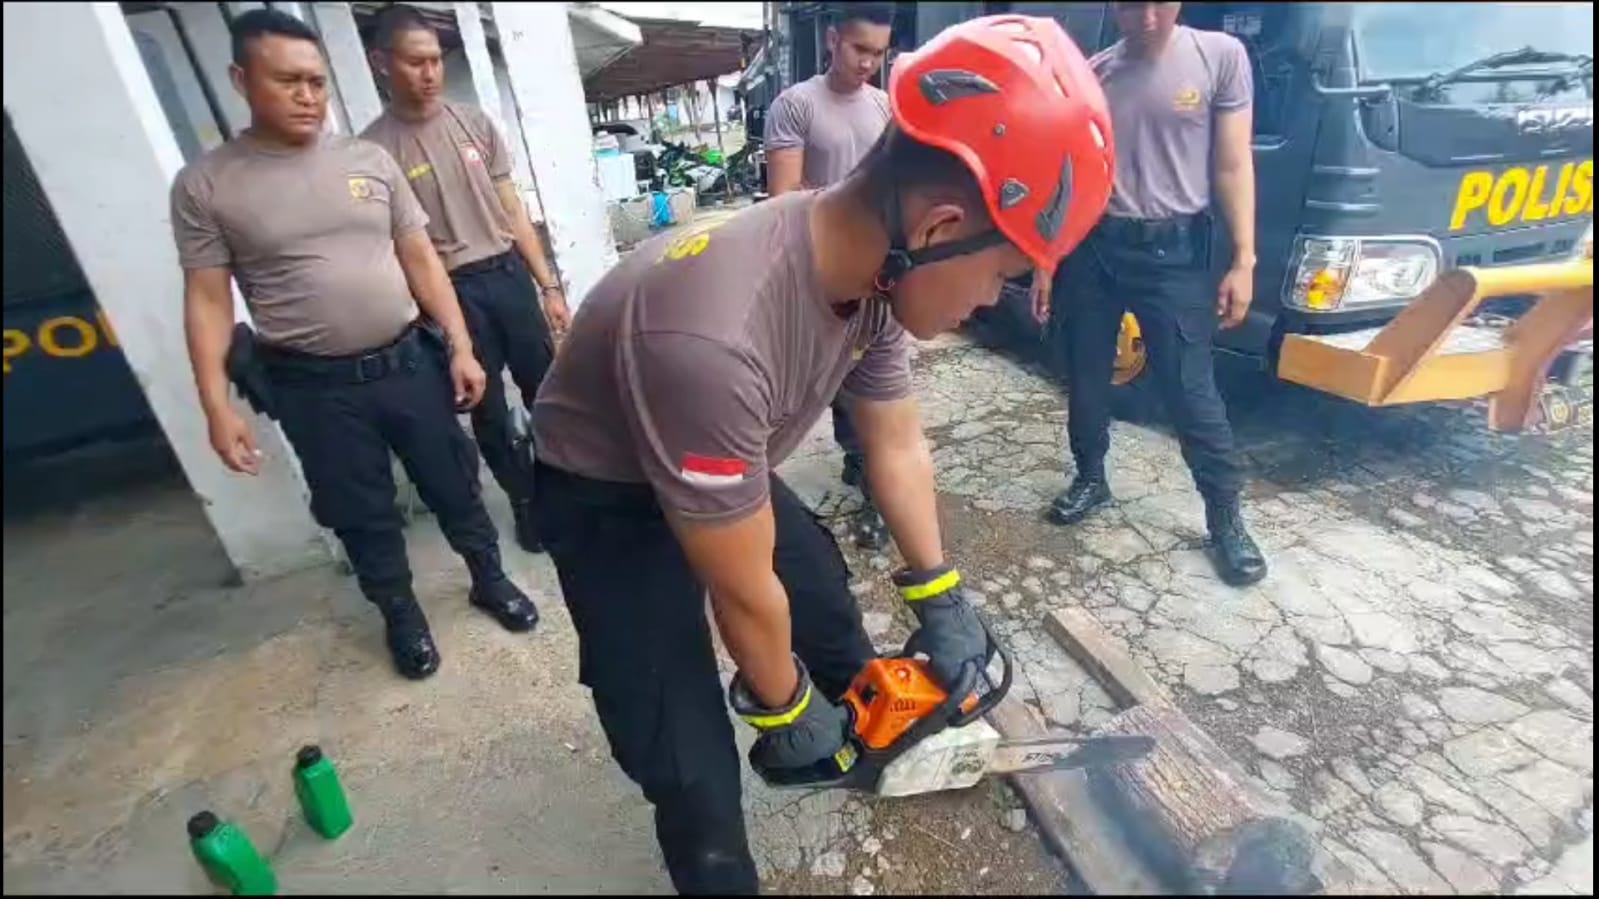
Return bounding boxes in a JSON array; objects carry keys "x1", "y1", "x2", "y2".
[{"x1": 1105, "y1": 313, "x2": 1164, "y2": 423}]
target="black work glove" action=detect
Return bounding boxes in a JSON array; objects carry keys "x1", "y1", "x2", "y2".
[
  {"x1": 728, "y1": 655, "x2": 852, "y2": 773},
  {"x1": 894, "y1": 564, "x2": 992, "y2": 691}
]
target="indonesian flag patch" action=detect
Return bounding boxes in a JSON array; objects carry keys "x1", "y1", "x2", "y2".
[{"x1": 680, "y1": 453, "x2": 748, "y2": 488}]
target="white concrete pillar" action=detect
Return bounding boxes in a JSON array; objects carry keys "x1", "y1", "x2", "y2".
[
  {"x1": 314, "y1": 2, "x2": 383, "y2": 133},
  {"x1": 172, "y1": 1, "x2": 251, "y2": 136},
  {"x1": 491, "y1": 1, "x2": 617, "y2": 307},
  {"x1": 452, "y1": 3, "x2": 544, "y2": 223},
  {"x1": 454, "y1": 2, "x2": 508, "y2": 147},
  {"x1": 3, "y1": 1, "x2": 330, "y2": 581}
]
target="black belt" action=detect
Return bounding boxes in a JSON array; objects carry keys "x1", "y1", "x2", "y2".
[
  {"x1": 1096, "y1": 212, "x2": 1210, "y2": 247},
  {"x1": 450, "y1": 250, "x2": 517, "y2": 279},
  {"x1": 260, "y1": 325, "x2": 424, "y2": 387}
]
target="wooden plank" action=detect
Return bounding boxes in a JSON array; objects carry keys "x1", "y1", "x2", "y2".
[
  {"x1": 1490, "y1": 285, "x2": 1594, "y2": 431},
  {"x1": 1277, "y1": 335, "x2": 1389, "y2": 405},
  {"x1": 987, "y1": 698, "x2": 1170, "y2": 895},
  {"x1": 1044, "y1": 608, "x2": 1174, "y2": 710},
  {"x1": 1364, "y1": 269, "x2": 1483, "y2": 400}
]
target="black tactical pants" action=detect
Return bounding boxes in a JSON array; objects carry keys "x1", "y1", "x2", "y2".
[
  {"x1": 831, "y1": 395, "x2": 863, "y2": 460},
  {"x1": 532, "y1": 462, "x2": 876, "y2": 895},
  {"x1": 1054, "y1": 214, "x2": 1243, "y2": 498},
  {"x1": 451, "y1": 251, "x2": 554, "y2": 507},
  {"x1": 265, "y1": 326, "x2": 501, "y2": 602}
]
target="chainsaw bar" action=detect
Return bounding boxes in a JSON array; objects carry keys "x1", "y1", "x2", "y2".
[{"x1": 986, "y1": 734, "x2": 1157, "y2": 775}]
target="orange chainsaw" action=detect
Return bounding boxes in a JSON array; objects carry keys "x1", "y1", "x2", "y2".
[{"x1": 751, "y1": 617, "x2": 1154, "y2": 796}]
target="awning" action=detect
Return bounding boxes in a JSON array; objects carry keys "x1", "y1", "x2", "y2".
[
  {"x1": 568, "y1": 4, "x2": 645, "y2": 80},
  {"x1": 581, "y1": 14, "x2": 758, "y2": 103}
]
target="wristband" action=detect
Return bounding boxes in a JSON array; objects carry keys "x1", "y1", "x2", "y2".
[{"x1": 892, "y1": 564, "x2": 961, "y2": 602}]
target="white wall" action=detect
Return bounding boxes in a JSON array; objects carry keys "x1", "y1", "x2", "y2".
[{"x1": 3, "y1": 1, "x2": 331, "y2": 580}]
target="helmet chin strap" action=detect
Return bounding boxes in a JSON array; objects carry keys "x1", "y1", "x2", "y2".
[{"x1": 872, "y1": 181, "x2": 1009, "y2": 297}]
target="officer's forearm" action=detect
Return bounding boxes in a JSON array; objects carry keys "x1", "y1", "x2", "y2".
[
  {"x1": 670, "y1": 502, "x2": 799, "y2": 709},
  {"x1": 395, "y1": 231, "x2": 475, "y2": 355},
  {"x1": 1216, "y1": 163, "x2": 1256, "y2": 269},
  {"x1": 1214, "y1": 110, "x2": 1257, "y2": 269},
  {"x1": 854, "y1": 397, "x2": 945, "y2": 572},
  {"x1": 182, "y1": 269, "x2": 235, "y2": 420},
  {"x1": 709, "y1": 577, "x2": 799, "y2": 709},
  {"x1": 495, "y1": 180, "x2": 559, "y2": 290}
]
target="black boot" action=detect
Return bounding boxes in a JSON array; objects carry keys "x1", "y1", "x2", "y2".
[
  {"x1": 841, "y1": 452, "x2": 866, "y2": 488},
  {"x1": 512, "y1": 500, "x2": 544, "y2": 554},
  {"x1": 850, "y1": 502, "x2": 890, "y2": 550},
  {"x1": 1205, "y1": 494, "x2": 1268, "y2": 587},
  {"x1": 1048, "y1": 469, "x2": 1112, "y2": 525},
  {"x1": 374, "y1": 594, "x2": 440, "y2": 680},
  {"x1": 465, "y1": 550, "x2": 539, "y2": 632}
]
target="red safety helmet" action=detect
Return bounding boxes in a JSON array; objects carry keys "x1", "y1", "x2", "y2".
[{"x1": 883, "y1": 14, "x2": 1114, "y2": 279}]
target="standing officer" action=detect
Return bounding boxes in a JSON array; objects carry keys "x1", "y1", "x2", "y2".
[
  {"x1": 361, "y1": 4, "x2": 570, "y2": 554},
  {"x1": 764, "y1": 2, "x2": 895, "y2": 549},
  {"x1": 172, "y1": 9, "x2": 539, "y2": 682},
  {"x1": 1040, "y1": 1, "x2": 1267, "y2": 586},
  {"x1": 534, "y1": 15, "x2": 1114, "y2": 893}
]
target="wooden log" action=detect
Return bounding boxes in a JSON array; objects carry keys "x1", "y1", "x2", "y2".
[
  {"x1": 1085, "y1": 702, "x2": 1338, "y2": 894},
  {"x1": 987, "y1": 697, "x2": 1168, "y2": 895}
]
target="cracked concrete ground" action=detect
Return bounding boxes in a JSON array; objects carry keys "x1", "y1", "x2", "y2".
[
  {"x1": 2, "y1": 437, "x2": 1067, "y2": 895},
  {"x1": 781, "y1": 330, "x2": 1590, "y2": 896},
  {"x1": 5, "y1": 326, "x2": 1588, "y2": 895}
]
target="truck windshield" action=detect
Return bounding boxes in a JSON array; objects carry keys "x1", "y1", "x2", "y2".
[{"x1": 1353, "y1": 2, "x2": 1593, "y2": 83}]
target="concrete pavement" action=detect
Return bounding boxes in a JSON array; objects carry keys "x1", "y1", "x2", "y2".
[
  {"x1": 801, "y1": 331, "x2": 1591, "y2": 896},
  {"x1": 5, "y1": 326, "x2": 1589, "y2": 895}
]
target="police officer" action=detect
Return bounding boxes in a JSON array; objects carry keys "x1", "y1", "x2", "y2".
[
  {"x1": 172, "y1": 9, "x2": 539, "y2": 681},
  {"x1": 1040, "y1": 1, "x2": 1267, "y2": 586},
  {"x1": 361, "y1": 4, "x2": 570, "y2": 554},
  {"x1": 533, "y1": 16, "x2": 1114, "y2": 893},
  {"x1": 764, "y1": 2, "x2": 895, "y2": 550}
]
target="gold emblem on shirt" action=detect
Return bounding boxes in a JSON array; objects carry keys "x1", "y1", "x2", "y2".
[
  {"x1": 347, "y1": 177, "x2": 373, "y2": 200},
  {"x1": 405, "y1": 162, "x2": 434, "y2": 181},
  {"x1": 1173, "y1": 86, "x2": 1203, "y2": 112}
]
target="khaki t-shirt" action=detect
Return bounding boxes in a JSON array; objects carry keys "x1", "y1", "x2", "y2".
[
  {"x1": 764, "y1": 74, "x2": 891, "y2": 189},
  {"x1": 533, "y1": 191, "x2": 912, "y2": 523},
  {"x1": 1092, "y1": 26, "x2": 1253, "y2": 219},
  {"x1": 170, "y1": 133, "x2": 427, "y2": 356},
  {"x1": 360, "y1": 103, "x2": 516, "y2": 271}
]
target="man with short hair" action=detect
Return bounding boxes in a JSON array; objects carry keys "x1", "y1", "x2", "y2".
[
  {"x1": 172, "y1": 8, "x2": 539, "y2": 682},
  {"x1": 1039, "y1": 1, "x2": 1268, "y2": 587},
  {"x1": 764, "y1": 2, "x2": 895, "y2": 549},
  {"x1": 361, "y1": 4, "x2": 570, "y2": 554},
  {"x1": 533, "y1": 15, "x2": 1115, "y2": 893}
]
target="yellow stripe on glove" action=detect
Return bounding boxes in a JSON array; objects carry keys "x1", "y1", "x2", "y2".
[
  {"x1": 740, "y1": 680, "x2": 812, "y2": 730},
  {"x1": 898, "y1": 568, "x2": 961, "y2": 602}
]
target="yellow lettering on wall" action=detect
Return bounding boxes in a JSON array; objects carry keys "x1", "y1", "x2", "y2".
[
  {"x1": 1522, "y1": 166, "x2": 1552, "y2": 222},
  {"x1": 3, "y1": 330, "x2": 31, "y2": 375},
  {"x1": 38, "y1": 316, "x2": 98, "y2": 358},
  {"x1": 1563, "y1": 160, "x2": 1592, "y2": 216},
  {"x1": 1450, "y1": 172, "x2": 1494, "y2": 231},
  {"x1": 1487, "y1": 168, "x2": 1530, "y2": 227}
]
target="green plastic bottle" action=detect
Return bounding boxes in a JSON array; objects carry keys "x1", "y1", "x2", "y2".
[
  {"x1": 293, "y1": 745, "x2": 353, "y2": 839},
  {"x1": 187, "y1": 811, "x2": 277, "y2": 896}
]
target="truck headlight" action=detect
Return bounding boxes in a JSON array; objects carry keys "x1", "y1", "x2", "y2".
[
  {"x1": 1579, "y1": 222, "x2": 1594, "y2": 261},
  {"x1": 1288, "y1": 236, "x2": 1441, "y2": 312}
]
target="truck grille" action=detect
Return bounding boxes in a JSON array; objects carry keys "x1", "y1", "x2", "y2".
[{"x1": 1454, "y1": 237, "x2": 1576, "y2": 268}]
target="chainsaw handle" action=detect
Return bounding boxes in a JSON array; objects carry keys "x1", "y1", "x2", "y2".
[{"x1": 950, "y1": 615, "x2": 1012, "y2": 728}]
